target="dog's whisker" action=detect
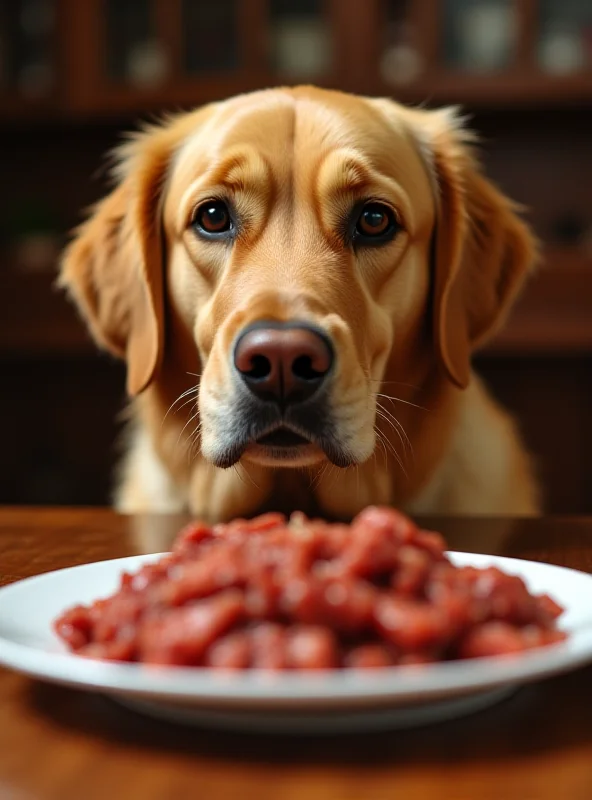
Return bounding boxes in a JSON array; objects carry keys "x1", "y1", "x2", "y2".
[
  {"x1": 188, "y1": 421, "x2": 202, "y2": 453},
  {"x1": 375, "y1": 405, "x2": 413, "y2": 459},
  {"x1": 186, "y1": 421, "x2": 203, "y2": 463},
  {"x1": 374, "y1": 427, "x2": 393, "y2": 467},
  {"x1": 232, "y1": 464, "x2": 249, "y2": 488},
  {"x1": 314, "y1": 461, "x2": 333, "y2": 492},
  {"x1": 177, "y1": 409, "x2": 200, "y2": 450},
  {"x1": 376, "y1": 401, "x2": 414, "y2": 456},
  {"x1": 374, "y1": 428, "x2": 390, "y2": 468},
  {"x1": 310, "y1": 461, "x2": 330, "y2": 492},
  {"x1": 318, "y1": 462, "x2": 332, "y2": 490},
  {"x1": 375, "y1": 392, "x2": 429, "y2": 412},
  {"x1": 370, "y1": 447, "x2": 379, "y2": 472},
  {"x1": 367, "y1": 379, "x2": 422, "y2": 390},
  {"x1": 375, "y1": 398, "x2": 414, "y2": 451},
  {"x1": 308, "y1": 464, "x2": 321, "y2": 491},
  {"x1": 310, "y1": 465, "x2": 323, "y2": 491},
  {"x1": 374, "y1": 414, "x2": 408, "y2": 477},
  {"x1": 325, "y1": 463, "x2": 342, "y2": 493},
  {"x1": 237, "y1": 462, "x2": 262, "y2": 491},
  {"x1": 162, "y1": 385, "x2": 199, "y2": 425},
  {"x1": 172, "y1": 393, "x2": 200, "y2": 419},
  {"x1": 379, "y1": 429, "x2": 410, "y2": 476},
  {"x1": 169, "y1": 383, "x2": 199, "y2": 405}
]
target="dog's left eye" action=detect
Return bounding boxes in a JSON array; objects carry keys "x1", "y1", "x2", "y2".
[
  {"x1": 192, "y1": 200, "x2": 232, "y2": 237},
  {"x1": 354, "y1": 203, "x2": 399, "y2": 244}
]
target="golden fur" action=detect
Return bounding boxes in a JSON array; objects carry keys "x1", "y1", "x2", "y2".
[{"x1": 60, "y1": 87, "x2": 540, "y2": 520}]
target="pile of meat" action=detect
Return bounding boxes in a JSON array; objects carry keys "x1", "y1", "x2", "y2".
[{"x1": 54, "y1": 507, "x2": 566, "y2": 669}]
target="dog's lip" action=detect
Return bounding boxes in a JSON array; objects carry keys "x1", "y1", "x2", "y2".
[
  {"x1": 254, "y1": 425, "x2": 313, "y2": 448},
  {"x1": 211, "y1": 411, "x2": 354, "y2": 469},
  {"x1": 214, "y1": 427, "x2": 353, "y2": 469}
]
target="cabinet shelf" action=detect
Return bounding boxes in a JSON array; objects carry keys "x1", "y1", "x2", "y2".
[
  {"x1": 485, "y1": 249, "x2": 592, "y2": 356},
  {"x1": 0, "y1": 270, "x2": 95, "y2": 358},
  {"x1": 376, "y1": 72, "x2": 592, "y2": 109}
]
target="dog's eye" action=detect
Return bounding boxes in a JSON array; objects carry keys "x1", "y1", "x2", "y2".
[
  {"x1": 193, "y1": 201, "x2": 232, "y2": 236},
  {"x1": 354, "y1": 203, "x2": 399, "y2": 243}
]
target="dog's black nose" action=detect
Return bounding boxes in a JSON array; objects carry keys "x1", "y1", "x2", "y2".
[{"x1": 234, "y1": 322, "x2": 333, "y2": 404}]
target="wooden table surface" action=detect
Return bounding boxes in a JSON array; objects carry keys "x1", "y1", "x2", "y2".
[{"x1": 1, "y1": 508, "x2": 591, "y2": 800}]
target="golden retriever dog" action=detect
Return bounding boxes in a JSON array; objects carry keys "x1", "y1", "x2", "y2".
[{"x1": 60, "y1": 86, "x2": 539, "y2": 521}]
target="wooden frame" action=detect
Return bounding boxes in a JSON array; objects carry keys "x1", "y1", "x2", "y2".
[{"x1": 2, "y1": 0, "x2": 592, "y2": 121}]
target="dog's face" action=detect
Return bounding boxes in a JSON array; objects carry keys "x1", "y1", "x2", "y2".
[
  {"x1": 163, "y1": 90, "x2": 436, "y2": 470},
  {"x1": 60, "y1": 87, "x2": 536, "y2": 475}
]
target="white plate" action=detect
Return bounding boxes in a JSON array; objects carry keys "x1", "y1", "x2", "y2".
[{"x1": 0, "y1": 552, "x2": 591, "y2": 734}]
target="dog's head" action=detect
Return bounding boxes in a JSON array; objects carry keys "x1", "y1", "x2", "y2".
[{"x1": 60, "y1": 87, "x2": 536, "y2": 472}]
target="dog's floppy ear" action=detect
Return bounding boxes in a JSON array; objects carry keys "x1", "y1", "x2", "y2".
[
  {"x1": 59, "y1": 128, "x2": 170, "y2": 396},
  {"x1": 410, "y1": 108, "x2": 538, "y2": 388}
]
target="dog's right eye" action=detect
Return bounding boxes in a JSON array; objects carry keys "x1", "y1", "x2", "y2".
[
  {"x1": 192, "y1": 200, "x2": 233, "y2": 238},
  {"x1": 353, "y1": 202, "x2": 400, "y2": 245}
]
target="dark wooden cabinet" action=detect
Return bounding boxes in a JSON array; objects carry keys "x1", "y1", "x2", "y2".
[
  {"x1": 1, "y1": 0, "x2": 591, "y2": 510},
  {"x1": 3, "y1": 0, "x2": 592, "y2": 117}
]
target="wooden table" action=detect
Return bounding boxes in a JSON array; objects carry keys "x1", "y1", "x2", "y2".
[{"x1": 1, "y1": 508, "x2": 591, "y2": 800}]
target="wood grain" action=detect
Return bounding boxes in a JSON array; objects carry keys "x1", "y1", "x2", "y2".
[{"x1": 0, "y1": 509, "x2": 591, "y2": 799}]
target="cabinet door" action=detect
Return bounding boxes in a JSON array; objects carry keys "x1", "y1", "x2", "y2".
[
  {"x1": 183, "y1": 0, "x2": 239, "y2": 74},
  {"x1": 536, "y1": 0, "x2": 592, "y2": 76},
  {"x1": 61, "y1": 0, "x2": 269, "y2": 114},
  {"x1": 59, "y1": 0, "x2": 356, "y2": 116},
  {"x1": 104, "y1": 0, "x2": 168, "y2": 87},
  {"x1": 0, "y1": 0, "x2": 58, "y2": 117},
  {"x1": 372, "y1": 1, "x2": 592, "y2": 107},
  {"x1": 61, "y1": 0, "x2": 173, "y2": 113},
  {"x1": 267, "y1": 0, "x2": 334, "y2": 82},
  {"x1": 441, "y1": 0, "x2": 518, "y2": 74}
]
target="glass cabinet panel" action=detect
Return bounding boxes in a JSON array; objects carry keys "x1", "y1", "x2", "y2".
[
  {"x1": 106, "y1": 0, "x2": 168, "y2": 87},
  {"x1": 0, "y1": 0, "x2": 55, "y2": 98},
  {"x1": 538, "y1": 0, "x2": 592, "y2": 75},
  {"x1": 442, "y1": 0, "x2": 517, "y2": 73},
  {"x1": 380, "y1": 0, "x2": 424, "y2": 86},
  {"x1": 269, "y1": 0, "x2": 332, "y2": 80}
]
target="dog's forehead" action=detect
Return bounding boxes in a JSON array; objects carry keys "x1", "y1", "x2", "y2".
[{"x1": 170, "y1": 88, "x2": 427, "y2": 189}]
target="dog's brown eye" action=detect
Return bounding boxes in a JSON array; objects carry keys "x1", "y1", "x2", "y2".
[
  {"x1": 356, "y1": 203, "x2": 396, "y2": 238},
  {"x1": 193, "y1": 201, "x2": 232, "y2": 236}
]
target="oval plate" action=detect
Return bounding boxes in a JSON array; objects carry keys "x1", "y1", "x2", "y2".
[{"x1": 0, "y1": 552, "x2": 591, "y2": 733}]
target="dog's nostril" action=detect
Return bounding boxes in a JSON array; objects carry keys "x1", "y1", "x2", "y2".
[
  {"x1": 246, "y1": 354, "x2": 272, "y2": 380},
  {"x1": 292, "y1": 355, "x2": 323, "y2": 382}
]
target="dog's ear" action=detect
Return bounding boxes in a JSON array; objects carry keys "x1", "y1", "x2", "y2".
[
  {"x1": 408, "y1": 108, "x2": 538, "y2": 388},
  {"x1": 59, "y1": 127, "x2": 171, "y2": 396}
]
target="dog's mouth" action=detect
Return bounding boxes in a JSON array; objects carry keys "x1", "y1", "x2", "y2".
[
  {"x1": 239, "y1": 424, "x2": 319, "y2": 468},
  {"x1": 207, "y1": 393, "x2": 356, "y2": 470},
  {"x1": 249, "y1": 425, "x2": 317, "y2": 466},
  {"x1": 255, "y1": 427, "x2": 311, "y2": 448}
]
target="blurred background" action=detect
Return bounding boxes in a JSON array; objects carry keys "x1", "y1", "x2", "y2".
[{"x1": 0, "y1": 0, "x2": 591, "y2": 512}]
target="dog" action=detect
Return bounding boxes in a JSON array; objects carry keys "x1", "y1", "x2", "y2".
[{"x1": 60, "y1": 86, "x2": 540, "y2": 521}]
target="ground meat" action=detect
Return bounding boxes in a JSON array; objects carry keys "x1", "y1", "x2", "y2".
[{"x1": 54, "y1": 507, "x2": 566, "y2": 670}]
